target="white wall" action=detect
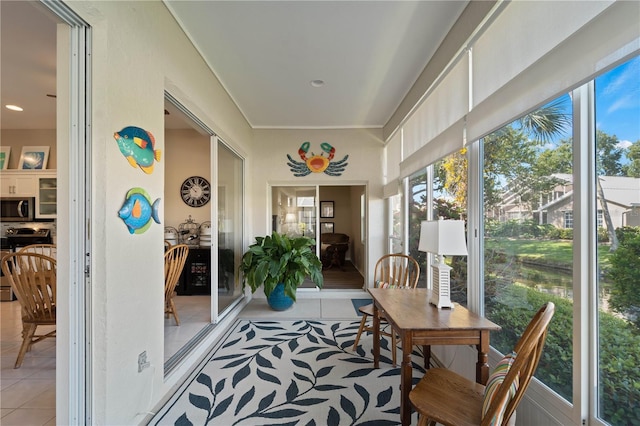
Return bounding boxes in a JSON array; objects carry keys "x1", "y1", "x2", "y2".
[
  {"x1": 1, "y1": 129, "x2": 57, "y2": 169},
  {"x1": 164, "y1": 129, "x2": 211, "y2": 228},
  {"x1": 64, "y1": 2, "x2": 252, "y2": 424},
  {"x1": 252, "y1": 128, "x2": 386, "y2": 283}
]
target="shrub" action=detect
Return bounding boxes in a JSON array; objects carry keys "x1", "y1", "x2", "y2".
[
  {"x1": 607, "y1": 232, "x2": 640, "y2": 329},
  {"x1": 487, "y1": 285, "x2": 640, "y2": 425},
  {"x1": 558, "y1": 228, "x2": 573, "y2": 240},
  {"x1": 615, "y1": 226, "x2": 640, "y2": 244}
]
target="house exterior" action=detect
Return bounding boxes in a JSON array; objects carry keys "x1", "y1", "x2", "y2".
[
  {"x1": 498, "y1": 173, "x2": 640, "y2": 229},
  {"x1": 5, "y1": 1, "x2": 636, "y2": 425}
]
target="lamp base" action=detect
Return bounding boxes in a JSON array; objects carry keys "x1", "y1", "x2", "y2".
[{"x1": 430, "y1": 262, "x2": 454, "y2": 309}]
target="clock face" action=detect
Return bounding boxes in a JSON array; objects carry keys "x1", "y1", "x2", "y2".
[{"x1": 180, "y1": 176, "x2": 211, "y2": 207}]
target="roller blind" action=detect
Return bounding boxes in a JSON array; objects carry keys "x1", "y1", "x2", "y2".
[
  {"x1": 390, "y1": 0, "x2": 639, "y2": 179},
  {"x1": 400, "y1": 118, "x2": 465, "y2": 179},
  {"x1": 400, "y1": 52, "x2": 468, "y2": 178},
  {"x1": 466, "y1": 0, "x2": 639, "y2": 142},
  {"x1": 383, "y1": 130, "x2": 402, "y2": 198}
]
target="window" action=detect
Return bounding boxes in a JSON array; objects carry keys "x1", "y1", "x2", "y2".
[
  {"x1": 594, "y1": 56, "x2": 640, "y2": 426},
  {"x1": 217, "y1": 141, "x2": 244, "y2": 316},
  {"x1": 482, "y1": 94, "x2": 574, "y2": 402},
  {"x1": 409, "y1": 169, "x2": 429, "y2": 288},
  {"x1": 388, "y1": 193, "x2": 403, "y2": 254},
  {"x1": 596, "y1": 210, "x2": 603, "y2": 228},
  {"x1": 564, "y1": 211, "x2": 573, "y2": 229}
]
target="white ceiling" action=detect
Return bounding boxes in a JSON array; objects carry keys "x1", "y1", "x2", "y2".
[
  {"x1": 1, "y1": 1, "x2": 58, "y2": 130},
  {"x1": 1, "y1": 1, "x2": 468, "y2": 131}
]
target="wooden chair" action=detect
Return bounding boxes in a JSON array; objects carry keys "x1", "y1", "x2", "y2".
[
  {"x1": 409, "y1": 302, "x2": 555, "y2": 426},
  {"x1": 18, "y1": 243, "x2": 57, "y2": 259},
  {"x1": 164, "y1": 244, "x2": 189, "y2": 325},
  {"x1": 352, "y1": 253, "x2": 420, "y2": 366},
  {"x1": 1, "y1": 252, "x2": 57, "y2": 368}
]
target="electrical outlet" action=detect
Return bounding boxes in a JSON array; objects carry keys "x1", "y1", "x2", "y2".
[{"x1": 138, "y1": 351, "x2": 150, "y2": 372}]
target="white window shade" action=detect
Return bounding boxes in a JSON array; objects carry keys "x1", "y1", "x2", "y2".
[
  {"x1": 383, "y1": 130, "x2": 402, "y2": 198},
  {"x1": 400, "y1": 118, "x2": 465, "y2": 179},
  {"x1": 467, "y1": 0, "x2": 639, "y2": 142},
  {"x1": 400, "y1": 52, "x2": 469, "y2": 177}
]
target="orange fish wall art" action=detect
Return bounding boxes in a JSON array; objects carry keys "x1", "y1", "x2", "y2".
[{"x1": 114, "y1": 126, "x2": 161, "y2": 174}]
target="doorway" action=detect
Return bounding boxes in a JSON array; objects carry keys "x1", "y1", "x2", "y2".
[
  {"x1": 271, "y1": 184, "x2": 365, "y2": 290},
  {"x1": 0, "y1": 1, "x2": 91, "y2": 423}
]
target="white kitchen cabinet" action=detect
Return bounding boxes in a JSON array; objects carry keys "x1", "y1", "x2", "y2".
[
  {"x1": 0, "y1": 171, "x2": 37, "y2": 197},
  {"x1": 36, "y1": 174, "x2": 57, "y2": 219},
  {"x1": 1, "y1": 171, "x2": 57, "y2": 219}
]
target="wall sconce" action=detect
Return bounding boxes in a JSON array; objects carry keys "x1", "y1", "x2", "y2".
[{"x1": 418, "y1": 219, "x2": 468, "y2": 309}]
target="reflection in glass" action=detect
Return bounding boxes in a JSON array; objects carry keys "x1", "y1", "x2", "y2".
[{"x1": 217, "y1": 142, "x2": 244, "y2": 315}]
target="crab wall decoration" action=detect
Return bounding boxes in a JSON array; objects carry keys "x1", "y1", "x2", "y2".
[{"x1": 286, "y1": 142, "x2": 349, "y2": 177}]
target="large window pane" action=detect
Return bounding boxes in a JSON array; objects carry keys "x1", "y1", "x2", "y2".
[
  {"x1": 483, "y1": 94, "x2": 573, "y2": 402},
  {"x1": 217, "y1": 141, "x2": 244, "y2": 315},
  {"x1": 388, "y1": 193, "x2": 403, "y2": 254},
  {"x1": 433, "y1": 151, "x2": 468, "y2": 306},
  {"x1": 409, "y1": 169, "x2": 428, "y2": 288},
  {"x1": 595, "y1": 56, "x2": 640, "y2": 426}
]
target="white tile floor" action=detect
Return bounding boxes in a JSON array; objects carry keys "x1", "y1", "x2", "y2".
[
  {"x1": 0, "y1": 301, "x2": 56, "y2": 426},
  {"x1": 1, "y1": 293, "x2": 370, "y2": 425}
]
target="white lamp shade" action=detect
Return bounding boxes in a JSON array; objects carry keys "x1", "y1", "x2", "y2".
[
  {"x1": 418, "y1": 219, "x2": 468, "y2": 256},
  {"x1": 285, "y1": 213, "x2": 297, "y2": 223}
]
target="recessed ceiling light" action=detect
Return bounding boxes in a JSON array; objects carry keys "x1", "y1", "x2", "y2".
[
  {"x1": 310, "y1": 79, "x2": 325, "y2": 88},
  {"x1": 5, "y1": 105, "x2": 23, "y2": 112}
]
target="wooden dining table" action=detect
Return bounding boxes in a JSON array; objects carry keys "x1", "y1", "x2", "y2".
[{"x1": 369, "y1": 288, "x2": 501, "y2": 426}]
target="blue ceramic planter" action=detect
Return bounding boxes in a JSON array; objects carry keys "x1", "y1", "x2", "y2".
[{"x1": 267, "y1": 283, "x2": 294, "y2": 311}]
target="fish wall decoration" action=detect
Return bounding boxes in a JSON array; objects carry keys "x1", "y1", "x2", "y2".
[
  {"x1": 114, "y1": 126, "x2": 161, "y2": 174},
  {"x1": 287, "y1": 142, "x2": 349, "y2": 177},
  {"x1": 118, "y1": 187, "x2": 161, "y2": 234}
]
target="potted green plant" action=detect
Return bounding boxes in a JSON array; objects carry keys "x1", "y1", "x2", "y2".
[{"x1": 239, "y1": 231, "x2": 323, "y2": 310}]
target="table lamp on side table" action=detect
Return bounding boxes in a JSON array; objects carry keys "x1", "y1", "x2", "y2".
[{"x1": 418, "y1": 219, "x2": 468, "y2": 309}]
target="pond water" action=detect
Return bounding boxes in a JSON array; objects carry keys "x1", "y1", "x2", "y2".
[
  {"x1": 516, "y1": 264, "x2": 574, "y2": 298},
  {"x1": 511, "y1": 263, "x2": 612, "y2": 311}
]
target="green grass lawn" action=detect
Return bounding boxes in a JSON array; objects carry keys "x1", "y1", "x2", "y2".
[{"x1": 486, "y1": 238, "x2": 613, "y2": 269}]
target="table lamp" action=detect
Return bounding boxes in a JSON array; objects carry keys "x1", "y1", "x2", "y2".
[
  {"x1": 418, "y1": 219, "x2": 468, "y2": 309},
  {"x1": 285, "y1": 213, "x2": 297, "y2": 235}
]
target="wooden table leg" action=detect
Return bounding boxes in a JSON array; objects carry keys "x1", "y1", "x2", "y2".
[
  {"x1": 423, "y1": 345, "x2": 431, "y2": 369},
  {"x1": 476, "y1": 330, "x2": 490, "y2": 384},
  {"x1": 400, "y1": 332, "x2": 412, "y2": 426},
  {"x1": 373, "y1": 303, "x2": 380, "y2": 369}
]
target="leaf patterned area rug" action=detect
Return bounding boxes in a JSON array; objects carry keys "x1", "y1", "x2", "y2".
[{"x1": 151, "y1": 320, "x2": 426, "y2": 425}]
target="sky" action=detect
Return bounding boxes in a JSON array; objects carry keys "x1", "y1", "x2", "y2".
[{"x1": 595, "y1": 55, "x2": 640, "y2": 148}]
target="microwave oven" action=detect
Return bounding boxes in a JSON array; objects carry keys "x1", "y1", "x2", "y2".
[{"x1": 0, "y1": 197, "x2": 35, "y2": 221}]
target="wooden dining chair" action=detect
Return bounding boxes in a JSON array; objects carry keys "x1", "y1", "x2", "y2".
[
  {"x1": 409, "y1": 302, "x2": 555, "y2": 426},
  {"x1": 18, "y1": 243, "x2": 57, "y2": 259},
  {"x1": 1, "y1": 252, "x2": 57, "y2": 368},
  {"x1": 352, "y1": 253, "x2": 420, "y2": 366},
  {"x1": 164, "y1": 244, "x2": 189, "y2": 325}
]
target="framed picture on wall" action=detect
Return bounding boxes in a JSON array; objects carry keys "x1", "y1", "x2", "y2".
[
  {"x1": 320, "y1": 222, "x2": 334, "y2": 234},
  {"x1": 320, "y1": 201, "x2": 334, "y2": 218},
  {"x1": 18, "y1": 146, "x2": 49, "y2": 170},
  {"x1": 0, "y1": 146, "x2": 10, "y2": 170}
]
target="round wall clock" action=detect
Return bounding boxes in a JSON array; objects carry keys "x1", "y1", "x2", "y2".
[{"x1": 180, "y1": 176, "x2": 211, "y2": 207}]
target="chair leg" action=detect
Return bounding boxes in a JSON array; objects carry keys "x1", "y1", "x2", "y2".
[
  {"x1": 352, "y1": 314, "x2": 368, "y2": 350},
  {"x1": 15, "y1": 323, "x2": 36, "y2": 368},
  {"x1": 170, "y1": 299, "x2": 180, "y2": 325}
]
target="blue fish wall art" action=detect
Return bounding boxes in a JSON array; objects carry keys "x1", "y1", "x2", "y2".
[
  {"x1": 118, "y1": 187, "x2": 161, "y2": 234},
  {"x1": 114, "y1": 126, "x2": 161, "y2": 174}
]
